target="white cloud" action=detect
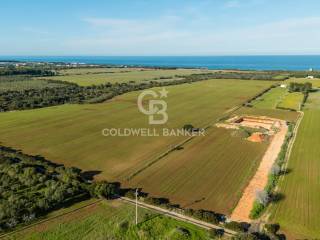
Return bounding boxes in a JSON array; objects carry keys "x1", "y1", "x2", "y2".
[
  {"x1": 83, "y1": 16, "x2": 185, "y2": 38},
  {"x1": 22, "y1": 27, "x2": 50, "y2": 36},
  {"x1": 63, "y1": 16, "x2": 320, "y2": 55},
  {"x1": 223, "y1": 0, "x2": 266, "y2": 9},
  {"x1": 84, "y1": 18, "x2": 138, "y2": 28},
  {"x1": 224, "y1": 0, "x2": 240, "y2": 8}
]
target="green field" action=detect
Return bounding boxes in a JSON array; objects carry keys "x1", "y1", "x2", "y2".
[
  {"x1": 277, "y1": 92, "x2": 303, "y2": 111},
  {"x1": 251, "y1": 87, "x2": 287, "y2": 109},
  {"x1": 5, "y1": 200, "x2": 211, "y2": 240},
  {"x1": 232, "y1": 107, "x2": 299, "y2": 123},
  {"x1": 0, "y1": 79, "x2": 271, "y2": 181},
  {"x1": 0, "y1": 79, "x2": 273, "y2": 214},
  {"x1": 243, "y1": 78, "x2": 320, "y2": 238},
  {"x1": 270, "y1": 92, "x2": 320, "y2": 238},
  {"x1": 42, "y1": 68, "x2": 210, "y2": 86},
  {"x1": 288, "y1": 77, "x2": 320, "y2": 88},
  {"x1": 129, "y1": 127, "x2": 268, "y2": 215},
  {"x1": 304, "y1": 91, "x2": 320, "y2": 110},
  {"x1": 0, "y1": 76, "x2": 66, "y2": 92},
  {"x1": 58, "y1": 67, "x2": 143, "y2": 75}
]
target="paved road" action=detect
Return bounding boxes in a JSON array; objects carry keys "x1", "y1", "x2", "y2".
[{"x1": 119, "y1": 197, "x2": 237, "y2": 237}]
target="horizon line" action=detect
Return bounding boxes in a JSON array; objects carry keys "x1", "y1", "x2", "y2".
[{"x1": 2, "y1": 54, "x2": 320, "y2": 58}]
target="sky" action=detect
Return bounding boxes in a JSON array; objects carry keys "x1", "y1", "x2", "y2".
[{"x1": 1, "y1": 0, "x2": 320, "y2": 56}]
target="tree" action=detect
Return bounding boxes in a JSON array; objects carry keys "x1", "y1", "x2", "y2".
[
  {"x1": 232, "y1": 233, "x2": 258, "y2": 240},
  {"x1": 264, "y1": 223, "x2": 280, "y2": 235},
  {"x1": 270, "y1": 164, "x2": 281, "y2": 176},
  {"x1": 90, "y1": 181, "x2": 120, "y2": 199},
  {"x1": 224, "y1": 221, "x2": 248, "y2": 232},
  {"x1": 183, "y1": 124, "x2": 194, "y2": 132},
  {"x1": 210, "y1": 228, "x2": 224, "y2": 238},
  {"x1": 256, "y1": 190, "x2": 269, "y2": 206}
]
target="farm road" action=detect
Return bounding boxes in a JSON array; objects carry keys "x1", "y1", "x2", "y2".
[{"x1": 119, "y1": 197, "x2": 237, "y2": 237}]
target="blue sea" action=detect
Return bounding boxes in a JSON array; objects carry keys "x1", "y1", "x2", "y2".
[{"x1": 1, "y1": 55, "x2": 320, "y2": 71}]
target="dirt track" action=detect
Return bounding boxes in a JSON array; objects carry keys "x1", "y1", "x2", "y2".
[
  {"x1": 119, "y1": 197, "x2": 237, "y2": 236},
  {"x1": 230, "y1": 120, "x2": 288, "y2": 222}
]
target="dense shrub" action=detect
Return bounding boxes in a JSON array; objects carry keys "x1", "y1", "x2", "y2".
[
  {"x1": 183, "y1": 124, "x2": 195, "y2": 132},
  {"x1": 224, "y1": 221, "x2": 249, "y2": 232},
  {"x1": 287, "y1": 82, "x2": 312, "y2": 109},
  {"x1": 250, "y1": 123, "x2": 295, "y2": 219},
  {"x1": 232, "y1": 233, "x2": 259, "y2": 240},
  {"x1": 0, "y1": 78, "x2": 196, "y2": 111},
  {"x1": 264, "y1": 223, "x2": 280, "y2": 235},
  {"x1": 209, "y1": 228, "x2": 224, "y2": 238},
  {"x1": 144, "y1": 197, "x2": 170, "y2": 206},
  {"x1": 88, "y1": 181, "x2": 120, "y2": 199},
  {"x1": 184, "y1": 208, "x2": 223, "y2": 224},
  {"x1": 249, "y1": 201, "x2": 265, "y2": 219},
  {"x1": 288, "y1": 82, "x2": 312, "y2": 93},
  {"x1": 181, "y1": 72, "x2": 288, "y2": 81},
  {"x1": 0, "y1": 68, "x2": 55, "y2": 76},
  {"x1": 0, "y1": 70, "x2": 285, "y2": 112},
  {"x1": 0, "y1": 145, "x2": 121, "y2": 232}
]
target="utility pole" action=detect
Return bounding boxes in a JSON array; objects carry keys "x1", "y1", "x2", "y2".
[{"x1": 135, "y1": 188, "x2": 138, "y2": 225}]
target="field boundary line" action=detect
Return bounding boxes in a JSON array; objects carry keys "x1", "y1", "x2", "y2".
[
  {"x1": 126, "y1": 84, "x2": 274, "y2": 181},
  {"x1": 126, "y1": 106, "x2": 241, "y2": 181},
  {"x1": 122, "y1": 82, "x2": 275, "y2": 180},
  {"x1": 126, "y1": 92, "x2": 268, "y2": 181},
  {"x1": 126, "y1": 94, "x2": 254, "y2": 181},
  {"x1": 119, "y1": 197, "x2": 237, "y2": 237},
  {"x1": 230, "y1": 118, "x2": 288, "y2": 222},
  {"x1": 281, "y1": 111, "x2": 304, "y2": 175},
  {"x1": 0, "y1": 199, "x2": 102, "y2": 239},
  {"x1": 263, "y1": 110, "x2": 304, "y2": 222}
]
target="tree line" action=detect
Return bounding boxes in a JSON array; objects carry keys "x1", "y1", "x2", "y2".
[
  {"x1": 0, "y1": 71, "x2": 289, "y2": 112},
  {"x1": 0, "y1": 145, "x2": 119, "y2": 232},
  {"x1": 0, "y1": 143, "x2": 286, "y2": 239},
  {"x1": 288, "y1": 82, "x2": 312, "y2": 93},
  {"x1": 0, "y1": 75, "x2": 208, "y2": 112},
  {"x1": 123, "y1": 189, "x2": 285, "y2": 240},
  {"x1": 179, "y1": 72, "x2": 289, "y2": 81},
  {"x1": 0, "y1": 68, "x2": 55, "y2": 76},
  {"x1": 288, "y1": 82, "x2": 312, "y2": 108}
]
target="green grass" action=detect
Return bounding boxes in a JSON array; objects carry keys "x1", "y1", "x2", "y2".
[
  {"x1": 304, "y1": 91, "x2": 320, "y2": 110},
  {"x1": 287, "y1": 77, "x2": 320, "y2": 88},
  {"x1": 0, "y1": 76, "x2": 65, "y2": 92},
  {"x1": 5, "y1": 200, "x2": 211, "y2": 240},
  {"x1": 0, "y1": 79, "x2": 271, "y2": 182},
  {"x1": 58, "y1": 67, "x2": 141, "y2": 75},
  {"x1": 251, "y1": 87, "x2": 287, "y2": 109},
  {"x1": 277, "y1": 92, "x2": 303, "y2": 111},
  {"x1": 272, "y1": 74, "x2": 290, "y2": 80},
  {"x1": 270, "y1": 109, "x2": 320, "y2": 238},
  {"x1": 232, "y1": 107, "x2": 299, "y2": 123},
  {"x1": 129, "y1": 127, "x2": 268, "y2": 215},
  {"x1": 42, "y1": 68, "x2": 210, "y2": 86},
  {"x1": 245, "y1": 83, "x2": 320, "y2": 238},
  {"x1": 0, "y1": 79, "x2": 272, "y2": 215}
]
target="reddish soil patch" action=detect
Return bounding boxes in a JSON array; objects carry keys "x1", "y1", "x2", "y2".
[
  {"x1": 230, "y1": 120, "x2": 288, "y2": 222},
  {"x1": 247, "y1": 132, "x2": 265, "y2": 143}
]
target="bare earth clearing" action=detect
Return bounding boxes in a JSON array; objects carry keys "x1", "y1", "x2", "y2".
[{"x1": 231, "y1": 119, "x2": 288, "y2": 222}]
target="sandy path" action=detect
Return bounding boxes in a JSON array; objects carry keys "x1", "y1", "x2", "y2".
[{"x1": 230, "y1": 120, "x2": 288, "y2": 222}]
